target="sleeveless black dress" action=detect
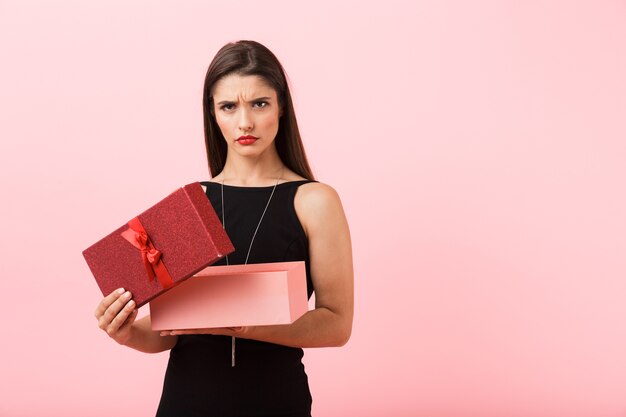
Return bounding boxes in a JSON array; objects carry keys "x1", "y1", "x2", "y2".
[{"x1": 155, "y1": 180, "x2": 316, "y2": 417}]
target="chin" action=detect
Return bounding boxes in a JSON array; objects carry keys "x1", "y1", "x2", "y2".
[{"x1": 232, "y1": 142, "x2": 274, "y2": 156}]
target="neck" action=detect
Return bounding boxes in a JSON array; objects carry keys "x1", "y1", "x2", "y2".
[{"x1": 220, "y1": 148, "x2": 284, "y2": 186}]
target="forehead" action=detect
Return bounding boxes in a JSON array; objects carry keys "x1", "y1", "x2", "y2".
[{"x1": 212, "y1": 74, "x2": 276, "y2": 100}]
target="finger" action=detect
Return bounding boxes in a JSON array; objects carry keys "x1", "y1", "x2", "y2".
[
  {"x1": 161, "y1": 328, "x2": 216, "y2": 336},
  {"x1": 94, "y1": 288, "x2": 126, "y2": 318},
  {"x1": 98, "y1": 291, "x2": 132, "y2": 329},
  {"x1": 227, "y1": 326, "x2": 245, "y2": 332},
  {"x1": 106, "y1": 298, "x2": 136, "y2": 336},
  {"x1": 119, "y1": 306, "x2": 139, "y2": 330}
]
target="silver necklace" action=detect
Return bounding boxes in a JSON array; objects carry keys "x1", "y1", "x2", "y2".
[{"x1": 220, "y1": 166, "x2": 284, "y2": 367}]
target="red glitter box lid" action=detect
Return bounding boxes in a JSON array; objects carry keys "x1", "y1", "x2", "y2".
[{"x1": 82, "y1": 182, "x2": 234, "y2": 307}]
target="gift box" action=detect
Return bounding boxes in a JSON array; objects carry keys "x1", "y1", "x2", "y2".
[
  {"x1": 149, "y1": 261, "x2": 309, "y2": 330},
  {"x1": 83, "y1": 182, "x2": 234, "y2": 308}
]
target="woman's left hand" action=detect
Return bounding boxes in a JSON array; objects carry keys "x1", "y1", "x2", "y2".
[{"x1": 159, "y1": 327, "x2": 251, "y2": 337}]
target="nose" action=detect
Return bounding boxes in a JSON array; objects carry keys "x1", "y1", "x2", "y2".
[{"x1": 238, "y1": 107, "x2": 253, "y2": 132}]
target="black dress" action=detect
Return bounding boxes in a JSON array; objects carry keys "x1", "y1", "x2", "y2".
[{"x1": 155, "y1": 180, "x2": 316, "y2": 417}]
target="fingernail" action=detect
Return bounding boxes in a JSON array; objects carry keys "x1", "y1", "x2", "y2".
[
  {"x1": 117, "y1": 288, "x2": 125, "y2": 294},
  {"x1": 124, "y1": 291, "x2": 131, "y2": 298},
  {"x1": 127, "y1": 300, "x2": 135, "y2": 307}
]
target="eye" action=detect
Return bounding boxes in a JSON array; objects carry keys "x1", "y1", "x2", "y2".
[
  {"x1": 219, "y1": 103, "x2": 235, "y2": 111},
  {"x1": 253, "y1": 101, "x2": 268, "y2": 109}
]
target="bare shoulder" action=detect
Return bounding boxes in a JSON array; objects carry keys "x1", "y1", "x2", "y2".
[
  {"x1": 296, "y1": 181, "x2": 343, "y2": 207},
  {"x1": 294, "y1": 182, "x2": 346, "y2": 238}
]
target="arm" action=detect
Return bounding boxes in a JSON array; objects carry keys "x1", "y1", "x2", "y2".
[
  {"x1": 166, "y1": 182, "x2": 354, "y2": 348},
  {"x1": 95, "y1": 289, "x2": 178, "y2": 353}
]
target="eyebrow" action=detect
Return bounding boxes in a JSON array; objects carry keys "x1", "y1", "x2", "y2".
[{"x1": 216, "y1": 96, "x2": 273, "y2": 105}]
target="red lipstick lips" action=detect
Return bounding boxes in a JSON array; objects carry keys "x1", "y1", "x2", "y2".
[{"x1": 237, "y1": 135, "x2": 258, "y2": 145}]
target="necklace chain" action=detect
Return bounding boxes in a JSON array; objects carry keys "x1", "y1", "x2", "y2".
[{"x1": 219, "y1": 166, "x2": 284, "y2": 367}]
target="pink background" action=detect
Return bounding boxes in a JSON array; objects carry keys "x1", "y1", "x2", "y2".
[{"x1": 1, "y1": 1, "x2": 625, "y2": 416}]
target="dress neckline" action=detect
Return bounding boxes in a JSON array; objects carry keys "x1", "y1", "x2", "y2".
[{"x1": 203, "y1": 179, "x2": 313, "y2": 190}]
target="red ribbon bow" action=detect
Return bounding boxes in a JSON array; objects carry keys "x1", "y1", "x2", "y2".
[{"x1": 120, "y1": 217, "x2": 174, "y2": 289}]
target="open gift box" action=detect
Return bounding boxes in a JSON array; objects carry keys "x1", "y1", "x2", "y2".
[
  {"x1": 150, "y1": 261, "x2": 309, "y2": 330},
  {"x1": 83, "y1": 182, "x2": 234, "y2": 307}
]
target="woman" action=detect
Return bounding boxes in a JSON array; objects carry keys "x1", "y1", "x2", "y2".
[{"x1": 94, "y1": 40, "x2": 353, "y2": 417}]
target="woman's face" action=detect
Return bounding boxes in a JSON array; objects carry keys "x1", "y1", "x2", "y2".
[{"x1": 212, "y1": 73, "x2": 282, "y2": 159}]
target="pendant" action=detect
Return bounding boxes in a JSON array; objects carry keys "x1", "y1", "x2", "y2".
[{"x1": 231, "y1": 336, "x2": 236, "y2": 367}]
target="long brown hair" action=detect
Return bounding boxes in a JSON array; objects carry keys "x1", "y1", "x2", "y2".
[{"x1": 202, "y1": 40, "x2": 314, "y2": 180}]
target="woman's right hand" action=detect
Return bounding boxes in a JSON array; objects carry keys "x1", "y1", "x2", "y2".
[{"x1": 94, "y1": 288, "x2": 138, "y2": 346}]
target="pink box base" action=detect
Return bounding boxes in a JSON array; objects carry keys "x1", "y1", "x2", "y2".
[{"x1": 149, "y1": 261, "x2": 309, "y2": 330}]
